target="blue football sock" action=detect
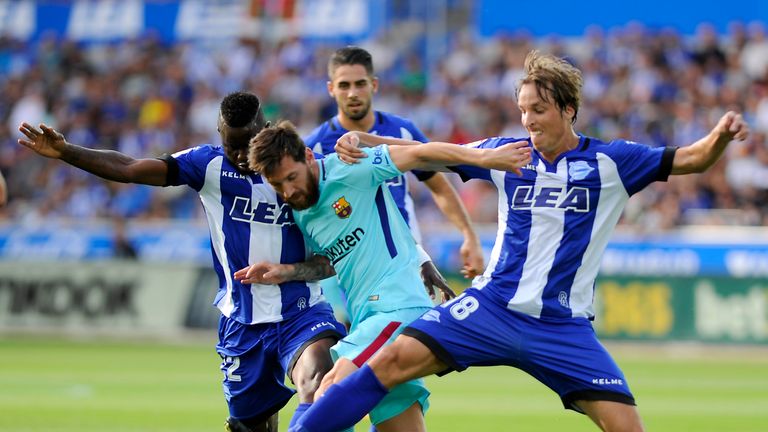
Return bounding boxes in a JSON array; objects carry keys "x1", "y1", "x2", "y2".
[
  {"x1": 289, "y1": 365, "x2": 389, "y2": 432},
  {"x1": 289, "y1": 403, "x2": 311, "y2": 429}
]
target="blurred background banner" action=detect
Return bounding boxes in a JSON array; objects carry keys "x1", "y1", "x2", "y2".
[
  {"x1": 476, "y1": 0, "x2": 765, "y2": 37},
  {"x1": 0, "y1": 260, "x2": 201, "y2": 332},
  {"x1": 0, "y1": 0, "x2": 763, "y2": 43},
  {"x1": 0, "y1": 0, "x2": 382, "y2": 43}
]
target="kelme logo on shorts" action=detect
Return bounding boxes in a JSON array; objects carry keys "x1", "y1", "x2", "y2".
[{"x1": 332, "y1": 196, "x2": 352, "y2": 218}]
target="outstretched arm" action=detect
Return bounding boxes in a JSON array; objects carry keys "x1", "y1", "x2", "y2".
[
  {"x1": 234, "y1": 255, "x2": 336, "y2": 285},
  {"x1": 390, "y1": 140, "x2": 531, "y2": 175},
  {"x1": 336, "y1": 131, "x2": 531, "y2": 174},
  {"x1": 671, "y1": 111, "x2": 750, "y2": 175},
  {"x1": 18, "y1": 122, "x2": 168, "y2": 186}
]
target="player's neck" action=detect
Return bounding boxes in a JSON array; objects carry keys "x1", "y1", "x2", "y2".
[
  {"x1": 540, "y1": 130, "x2": 580, "y2": 163},
  {"x1": 337, "y1": 112, "x2": 375, "y2": 133}
]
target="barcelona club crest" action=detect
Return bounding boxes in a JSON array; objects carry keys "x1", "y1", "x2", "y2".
[{"x1": 332, "y1": 196, "x2": 352, "y2": 219}]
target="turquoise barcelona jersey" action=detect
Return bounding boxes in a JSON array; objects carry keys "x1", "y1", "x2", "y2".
[{"x1": 293, "y1": 146, "x2": 433, "y2": 325}]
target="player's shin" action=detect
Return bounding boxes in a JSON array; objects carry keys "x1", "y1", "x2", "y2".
[{"x1": 288, "y1": 365, "x2": 388, "y2": 432}]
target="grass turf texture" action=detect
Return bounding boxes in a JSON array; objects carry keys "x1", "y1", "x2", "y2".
[{"x1": 1, "y1": 336, "x2": 766, "y2": 431}]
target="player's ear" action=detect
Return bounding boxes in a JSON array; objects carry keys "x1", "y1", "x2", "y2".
[
  {"x1": 564, "y1": 105, "x2": 576, "y2": 123},
  {"x1": 327, "y1": 81, "x2": 333, "y2": 97},
  {"x1": 305, "y1": 147, "x2": 314, "y2": 162},
  {"x1": 372, "y1": 76, "x2": 379, "y2": 93}
]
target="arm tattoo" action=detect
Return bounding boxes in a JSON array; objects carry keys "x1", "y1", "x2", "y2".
[{"x1": 292, "y1": 255, "x2": 335, "y2": 281}]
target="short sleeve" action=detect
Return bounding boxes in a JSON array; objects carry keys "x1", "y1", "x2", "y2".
[
  {"x1": 165, "y1": 146, "x2": 212, "y2": 191},
  {"x1": 338, "y1": 145, "x2": 403, "y2": 188},
  {"x1": 605, "y1": 140, "x2": 677, "y2": 195}
]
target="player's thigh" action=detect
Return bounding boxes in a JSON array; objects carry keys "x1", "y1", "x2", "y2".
[
  {"x1": 521, "y1": 318, "x2": 635, "y2": 412},
  {"x1": 375, "y1": 402, "x2": 426, "y2": 432},
  {"x1": 220, "y1": 345, "x2": 294, "y2": 421},
  {"x1": 279, "y1": 303, "x2": 346, "y2": 400},
  {"x1": 577, "y1": 400, "x2": 645, "y2": 432},
  {"x1": 369, "y1": 334, "x2": 448, "y2": 389}
]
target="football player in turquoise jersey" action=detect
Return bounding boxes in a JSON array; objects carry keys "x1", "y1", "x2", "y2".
[
  {"x1": 282, "y1": 51, "x2": 751, "y2": 432},
  {"x1": 241, "y1": 121, "x2": 530, "y2": 432},
  {"x1": 304, "y1": 46, "x2": 485, "y2": 325}
]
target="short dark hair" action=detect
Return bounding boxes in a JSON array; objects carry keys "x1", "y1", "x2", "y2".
[
  {"x1": 328, "y1": 46, "x2": 374, "y2": 78},
  {"x1": 220, "y1": 92, "x2": 265, "y2": 128},
  {"x1": 248, "y1": 120, "x2": 306, "y2": 175}
]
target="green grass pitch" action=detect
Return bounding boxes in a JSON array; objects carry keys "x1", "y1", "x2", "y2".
[{"x1": 1, "y1": 336, "x2": 766, "y2": 431}]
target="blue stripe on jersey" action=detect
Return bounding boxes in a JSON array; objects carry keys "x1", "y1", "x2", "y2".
[
  {"x1": 489, "y1": 169, "x2": 534, "y2": 296},
  {"x1": 540, "y1": 152, "x2": 601, "y2": 318},
  {"x1": 375, "y1": 186, "x2": 398, "y2": 258}
]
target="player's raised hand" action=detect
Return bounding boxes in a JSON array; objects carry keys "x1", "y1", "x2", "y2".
[
  {"x1": 486, "y1": 140, "x2": 532, "y2": 175},
  {"x1": 234, "y1": 262, "x2": 293, "y2": 285},
  {"x1": 420, "y1": 261, "x2": 456, "y2": 303},
  {"x1": 713, "y1": 111, "x2": 750, "y2": 143},
  {"x1": 335, "y1": 131, "x2": 366, "y2": 164},
  {"x1": 18, "y1": 123, "x2": 68, "y2": 159}
]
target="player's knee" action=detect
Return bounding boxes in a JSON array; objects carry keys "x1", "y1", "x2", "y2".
[
  {"x1": 293, "y1": 360, "x2": 332, "y2": 400},
  {"x1": 292, "y1": 341, "x2": 335, "y2": 401}
]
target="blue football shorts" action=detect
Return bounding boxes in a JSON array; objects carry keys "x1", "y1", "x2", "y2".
[
  {"x1": 403, "y1": 287, "x2": 635, "y2": 412},
  {"x1": 217, "y1": 302, "x2": 346, "y2": 421},
  {"x1": 331, "y1": 306, "x2": 432, "y2": 425}
]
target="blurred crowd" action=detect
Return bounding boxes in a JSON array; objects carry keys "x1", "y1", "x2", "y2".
[{"x1": 1, "y1": 20, "x2": 767, "y2": 231}]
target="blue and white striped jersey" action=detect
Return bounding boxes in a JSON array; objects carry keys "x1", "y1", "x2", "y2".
[
  {"x1": 304, "y1": 111, "x2": 434, "y2": 242},
  {"x1": 164, "y1": 145, "x2": 324, "y2": 325},
  {"x1": 451, "y1": 136, "x2": 676, "y2": 320}
]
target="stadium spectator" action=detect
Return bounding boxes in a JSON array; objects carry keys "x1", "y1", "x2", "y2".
[
  {"x1": 16, "y1": 92, "x2": 347, "y2": 432},
  {"x1": 286, "y1": 50, "x2": 751, "y2": 432},
  {"x1": 243, "y1": 121, "x2": 530, "y2": 432}
]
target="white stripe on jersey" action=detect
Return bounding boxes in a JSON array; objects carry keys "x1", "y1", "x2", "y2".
[
  {"x1": 247, "y1": 177, "x2": 285, "y2": 320},
  {"x1": 474, "y1": 168, "x2": 508, "y2": 289},
  {"x1": 509, "y1": 158, "x2": 568, "y2": 318},
  {"x1": 200, "y1": 156, "x2": 235, "y2": 317},
  {"x1": 568, "y1": 153, "x2": 629, "y2": 318}
]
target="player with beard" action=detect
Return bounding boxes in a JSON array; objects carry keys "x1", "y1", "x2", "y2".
[
  {"x1": 241, "y1": 121, "x2": 531, "y2": 431},
  {"x1": 17, "y1": 92, "x2": 347, "y2": 432},
  {"x1": 304, "y1": 46, "x2": 485, "y2": 326}
]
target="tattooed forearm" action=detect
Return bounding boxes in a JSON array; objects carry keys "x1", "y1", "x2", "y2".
[{"x1": 291, "y1": 255, "x2": 335, "y2": 281}]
